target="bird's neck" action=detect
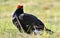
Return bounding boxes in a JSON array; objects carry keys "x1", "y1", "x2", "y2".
[{"x1": 15, "y1": 8, "x2": 24, "y2": 16}]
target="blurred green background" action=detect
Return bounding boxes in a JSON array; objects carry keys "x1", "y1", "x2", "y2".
[{"x1": 0, "y1": 0, "x2": 60, "y2": 38}]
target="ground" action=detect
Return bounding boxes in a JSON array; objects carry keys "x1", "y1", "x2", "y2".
[{"x1": 0, "y1": 0, "x2": 60, "y2": 38}]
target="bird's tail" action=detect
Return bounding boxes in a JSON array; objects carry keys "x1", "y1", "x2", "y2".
[{"x1": 45, "y1": 28, "x2": 53, "y2": 34}]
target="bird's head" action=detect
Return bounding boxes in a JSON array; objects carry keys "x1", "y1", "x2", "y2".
[
  {"x1": 14, "y1": 3, "x2": 24, "y2": 15},
  {"x1": 17, "y1": 3, "x2": 23, "y2": 9}
]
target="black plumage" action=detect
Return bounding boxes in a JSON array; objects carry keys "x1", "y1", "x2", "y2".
[{"x1": 12, "y1": 5, "x2": 53, "y2": 34}]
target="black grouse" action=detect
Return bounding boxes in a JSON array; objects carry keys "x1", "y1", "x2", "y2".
[{"x1": 12, "y1": 4, "x2": 53, "y2": 34}]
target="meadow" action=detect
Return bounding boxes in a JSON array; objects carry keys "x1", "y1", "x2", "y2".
[{"x1": 0, "y1": 0, "x2": 60, "y2": 38}]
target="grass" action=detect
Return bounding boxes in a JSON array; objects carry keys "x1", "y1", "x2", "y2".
[{"x1": 0, "y1": 0, "x2": 60, "y2": 38}]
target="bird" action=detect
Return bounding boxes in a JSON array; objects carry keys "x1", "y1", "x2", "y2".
[{"x1": 12, "y1": 4, "x2": 53, "y2": 34}]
